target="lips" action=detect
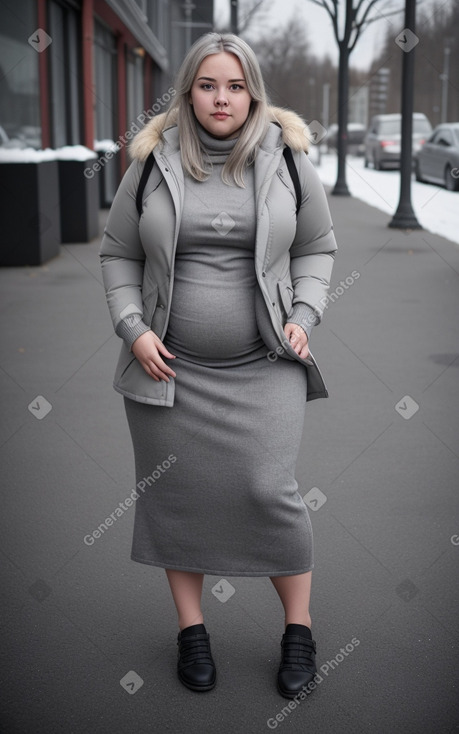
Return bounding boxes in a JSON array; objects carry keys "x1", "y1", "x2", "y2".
[{"x1": 212, "y1": 112, "x2": 229, "y2": 119}]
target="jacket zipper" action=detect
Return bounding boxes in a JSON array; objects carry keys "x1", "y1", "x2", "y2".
[{"x1": 155, "y1": 153, "x2": 183, "y2": 341}]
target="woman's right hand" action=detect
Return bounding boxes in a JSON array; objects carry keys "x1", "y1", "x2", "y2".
[{"x1": 131, "y1": 330, "x2": 176, "y2": 382}]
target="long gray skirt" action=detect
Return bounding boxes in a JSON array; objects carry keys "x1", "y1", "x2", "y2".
[{"x1": 123, "y1": 349, "x2": 314, "y2": 577}]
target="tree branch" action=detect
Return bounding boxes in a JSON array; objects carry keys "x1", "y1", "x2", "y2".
[
  {"x1": 356, "y1": 5, "x2": 404, "y2": 30},
  {"x1": 307, "y1": 0, "x2": 339, "y2": 41},
  {"x1": 307, "y1": 0, "x2": 336, "y2": 19},
  {"x1": 237, "y1": 0, "x2": 273, "y2": 33},
  {"x1": 353, "y1": 0, "x2": 369, "y2": 17}
]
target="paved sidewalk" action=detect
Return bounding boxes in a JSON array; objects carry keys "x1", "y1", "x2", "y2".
[{"x1": 1, "y1": 193, "x2": 458, "y2": 734}]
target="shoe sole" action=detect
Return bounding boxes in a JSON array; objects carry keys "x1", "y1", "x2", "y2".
[
  {"x1": 178, "y1": 672, "x2": 216, "y2": 692},
  {"x1": 277, "y1": 680, "x2": 314, "y2": 699}
]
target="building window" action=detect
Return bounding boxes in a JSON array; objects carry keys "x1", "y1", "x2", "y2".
[
  {"x1": 134, "y1": 0, "x2": 148, "y2": 18},
  {"x1": 93, "y1": 21, "x2": 117, "y2": 144},
  {"x1": 126, "y1": 52, "x2": 144, "y2": 128},
  {"x1": 147, "y1": 0, "x2": 169, "y2": 48},
  {"x1": 48, "y1": 0, "x2": 82, "y2": 148},
  {"x1": 0, "y1": 0, "x2": 41, "y2": 148}
]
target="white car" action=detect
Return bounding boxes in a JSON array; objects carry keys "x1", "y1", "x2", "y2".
[{"x1": 364, "y1": 113, "x2": 432, "y2": 170}]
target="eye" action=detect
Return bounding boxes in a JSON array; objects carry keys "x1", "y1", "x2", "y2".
[
  {"x1": 200, "y1": 83, "x2": 214, "y2": 90},
  {"x1": 230, "y1": 84, "x2": 244, "y2": 91}
]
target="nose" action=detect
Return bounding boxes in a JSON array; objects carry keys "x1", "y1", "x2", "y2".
[{"x1": 215, "y1": 88, "x2": 228, "y2": 107}]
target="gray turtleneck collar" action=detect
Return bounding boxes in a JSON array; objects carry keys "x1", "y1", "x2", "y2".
[{"x1": 196, "y1": 121, "x2": 239, "y2": 157}]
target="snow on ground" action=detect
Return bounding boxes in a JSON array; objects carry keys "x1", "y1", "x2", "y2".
[{"x1": 311, "y1": 151, "x2": 459, "y2": 245}]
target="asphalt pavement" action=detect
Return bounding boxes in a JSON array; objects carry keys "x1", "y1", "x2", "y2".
[{"x1": 1, "y1": 189, "x2": 458, "y2": 734}]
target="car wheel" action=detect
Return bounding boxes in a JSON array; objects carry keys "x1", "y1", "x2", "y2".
[
  {"x1": 445, "y1": 165, "x2": 459, "y2": 192},
  {"x1": 415, "y1": 160, "x2": 424, "y2": 183}
]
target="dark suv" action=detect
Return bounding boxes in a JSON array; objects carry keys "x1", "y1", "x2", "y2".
[{"x1": 364, "y1": 113, "x2": 432, "y2": 170}]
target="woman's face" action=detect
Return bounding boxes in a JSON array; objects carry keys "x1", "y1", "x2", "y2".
[{"x1": 190, "y1": 52, "x2": 252, "y2": 139}]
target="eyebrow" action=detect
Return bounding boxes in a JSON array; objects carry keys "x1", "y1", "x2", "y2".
[{"x1": 196, "y1": 76, "x2": 246, "y2": 82}]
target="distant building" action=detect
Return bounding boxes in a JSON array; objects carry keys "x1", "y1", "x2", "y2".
[
  {"x1": 0, "y1": 0, "x2": 213, "y2": 203},
  {"x1": 368, "y1": 67, "x2": 390, "y2": 120},
  {"x1": 349, "y1": 86, "x2": 369, "y2": 128}
]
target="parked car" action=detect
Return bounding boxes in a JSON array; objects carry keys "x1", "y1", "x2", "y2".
[
  {"x1": 414, "y1": 123, "x2": 459, "y2": 192},
  {"x1": 326, "y1": 123, "x2": 366, "y2": 156},
  {"x1": 364, "y1": 113, "x2": 432, "y2": 170}
]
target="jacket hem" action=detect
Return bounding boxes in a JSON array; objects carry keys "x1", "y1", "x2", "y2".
[
  {"x1": 307, "y1": 389, "x2": 329, "y2": 401},
  {"x1": 113, "y1": 382, "x2": 174, "y2": 407}
]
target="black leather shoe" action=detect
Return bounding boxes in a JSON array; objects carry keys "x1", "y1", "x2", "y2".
[
  {"x1": 177, "y1": 623, "x2": 216, "y2": 691},
  {"x1": 277, "y1": 623, "x2": 317, "y2": 699}
]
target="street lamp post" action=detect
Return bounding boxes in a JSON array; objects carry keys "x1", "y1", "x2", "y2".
[
  {"x1": 440, "y1": 46, "x2": 451, "y2": 123},
  {"x1": 389, "y1": 0, "x2": 421, "y2": 230},
  {"x1": 318, "y1": 82, "x2": 330, "y2": 167},
  {"x1": 230, "y1": 0, "x2": 238, "y2": 35},
  {"x1": 332, "y1": 44, "x2": 351, "y2": 196}
]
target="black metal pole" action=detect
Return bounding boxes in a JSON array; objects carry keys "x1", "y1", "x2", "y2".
[
  {"x1": 332, "y1": 43, "x2": 351, "y2": 196},
  {"x1": 389, "y1": 0, "x2": 421, "y2": 229},
  {"x1": 230, "y1": 0, "x2": 238, "y2": 35}
]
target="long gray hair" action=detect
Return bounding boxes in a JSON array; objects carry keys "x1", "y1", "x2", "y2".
[{"x1": 163, "y1": 33, "x2": 270, "y2": 187}]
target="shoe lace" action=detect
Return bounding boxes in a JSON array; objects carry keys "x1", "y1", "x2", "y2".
[
  {"x1": 178, "y1": 632, "x2": 213, "y2": 668},
  {"x1": 280, "y1": 634, "x2": 316, "y2": 671}
]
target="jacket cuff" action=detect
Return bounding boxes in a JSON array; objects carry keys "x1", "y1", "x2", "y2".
[
  {"x1": 287, "y1": 303, "x2": 319, "y2": 341},
  {"x1": 115, "y1": 317, "x2": 151, "y2": 351}
]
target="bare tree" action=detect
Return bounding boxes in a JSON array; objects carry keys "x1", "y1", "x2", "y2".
[
  {"x1": 307, "y1": 0, "x2": 403, "y2": 195},
  {"x1": 214, "y1": 0, "x2": 274, "y2": 35},
  {"x1": 249, "y1": 20, "x2": 322, "y2": 120}
]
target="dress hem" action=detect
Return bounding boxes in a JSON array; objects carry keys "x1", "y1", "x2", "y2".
[{"x1": 130, "y1": 553, "x2": 314, "y2": 577}]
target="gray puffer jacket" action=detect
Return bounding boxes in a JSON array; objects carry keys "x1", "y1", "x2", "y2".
[{"x1": 99, "y1": 105, "x2": 337, "y2": 406}]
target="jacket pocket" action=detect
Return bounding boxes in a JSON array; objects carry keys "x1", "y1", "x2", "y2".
[
  {"x1": 304, "y1": 351, "x2": 329, "y2": 401},
  {"x1": 142, "y1": 282, "x2": 158, "y2": 325},
  {"x1": 114, "y1": 344, "x2": 137, "y2": 384},
  {"x1": 113, "y1": 342, "x2": 175, "y2": 406},
  {"x1": 277, "y1": 281, "x2": 294, "y2": 319}
]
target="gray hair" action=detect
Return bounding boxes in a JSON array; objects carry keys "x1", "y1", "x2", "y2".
[{"x1": 163, "y1": 33, "x2": 270, "y2": 187}]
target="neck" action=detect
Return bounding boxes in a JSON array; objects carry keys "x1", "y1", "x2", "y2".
[{"x1": 196, "y1": 121, "x2": 239, "y2": 154}]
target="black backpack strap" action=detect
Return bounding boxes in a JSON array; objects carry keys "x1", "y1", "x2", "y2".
[
  {"x1": 283, "y1": 146, "x2": 301, "y2": 216},
  {"x1": 136, "y1": 152, "x2": 155, "y2": 217},
  {"x1": 136, "y1": 148, "x2": 301, "y2": 217}
]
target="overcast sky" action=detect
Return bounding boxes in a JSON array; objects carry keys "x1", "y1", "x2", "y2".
[{"x1": 214, "y1": 0, "x2": 452, "y2": 71}]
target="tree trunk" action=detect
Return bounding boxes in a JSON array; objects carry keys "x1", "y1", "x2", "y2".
[{"x1": 333, "y1": 42, "x2": 351, "y2": 196}]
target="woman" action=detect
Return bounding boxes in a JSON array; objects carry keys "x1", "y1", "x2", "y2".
[{"x1": 100, "y1": 32, "x2": 337, "y2": 698}]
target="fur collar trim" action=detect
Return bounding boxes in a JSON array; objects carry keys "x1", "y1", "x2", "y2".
[{"x1": 129, "y1": 105, "x2": 311, "y2": 161}]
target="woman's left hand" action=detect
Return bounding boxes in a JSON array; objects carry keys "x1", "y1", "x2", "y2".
[{"x1": 284, "y1": 322, "x2": 309, "y2": 360}]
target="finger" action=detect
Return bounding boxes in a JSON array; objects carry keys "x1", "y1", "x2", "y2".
[
  {"x1": 149, "y1": 363, "x2": 170, "y2": 382},
  {"x1": 289, "y1": 332, "x2": 304, "y2": 349},
  {"x1": 139, "y1": 356, "x2": 171, "y2": 382},
  {"x1": 152, "y1": 337, "x2": 176, "y2": 359},
  {"x1": 149, "y1": 356, "x2": 176, "y2": 380},
  {"x1": 141, "y1": 361, "x2": 160, "y2": 381},
  {"x1": 283, "y1": 324, "x2": 294, "y2": 339},
  {"x1": 156, "y1": 343, "x2": 176, "y2": 360}
]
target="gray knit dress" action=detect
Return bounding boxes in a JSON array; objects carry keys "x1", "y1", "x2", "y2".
[{"x1": 123, "y1": 124, "x2": 314, "y2": 576}]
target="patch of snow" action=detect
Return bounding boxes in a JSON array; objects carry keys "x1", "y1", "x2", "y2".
[
  {"x1": 0, "y1": 148, "x2": 58, "y2": 162},
  {"x1": 94, "y1": 139, "x2": 121, "y2": 153},
  {"x1": 53, "y1": 145, "x2": 98, "y2": 161},
  {"x1": 0, "y1": 144, "x2": 97, "y2": 163},
  {"x1": 314, "y1": 153, "x2": 459, "y2": 245}
]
